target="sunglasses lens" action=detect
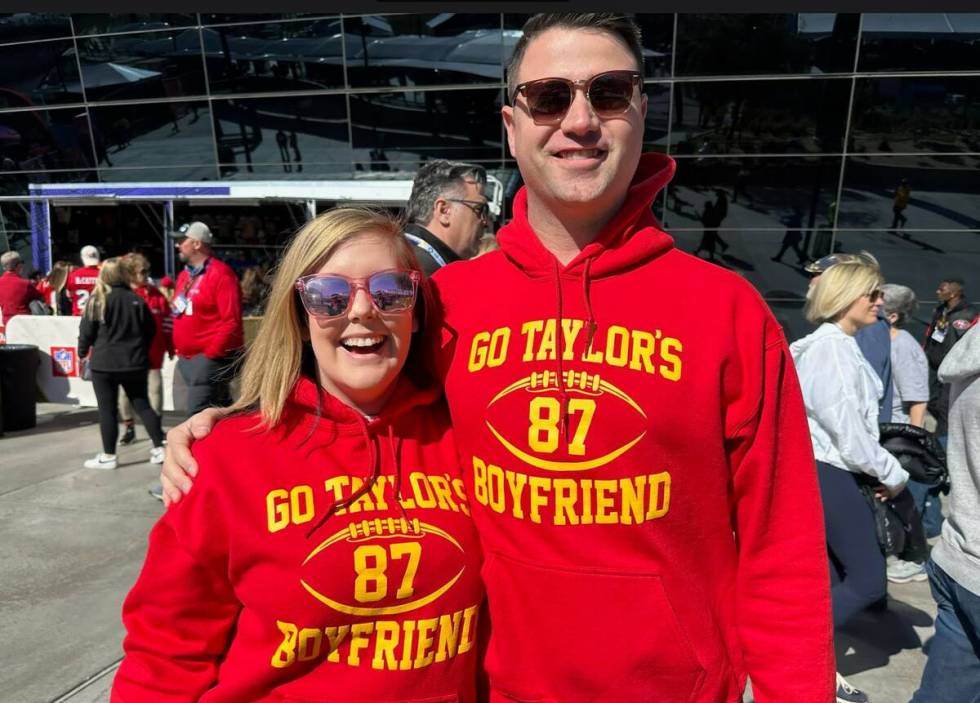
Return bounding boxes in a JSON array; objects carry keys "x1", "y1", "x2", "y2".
[
  {"x1": 589, "y1": 73, "x2": 635, "y2": 115},
  {"x1": 525, "y1": 79, "x2": 572, "y2": 121},
  {"x1": 302, "y1": 276, "x2": 351, "y2": 317},
  {"x1": 369, "y1": 272, "x2": 416, "y2": 312}
]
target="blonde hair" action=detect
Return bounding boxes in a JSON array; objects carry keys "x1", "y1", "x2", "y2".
[
  {"x1": 230, "y1": 207, "x2": 422, "y2": 427},
  {"x1": 84, "y1": 258, "x2": 129, "y2": 322},
  {"x1": 805, "y1": 251, "x2": 883, "y2": 324},
  {"x1": 123, "y1": 253, "x2": 151, "y2": 281},
  {"x1": 46, "y1": 260, "x2": 72, "y2": 293}
]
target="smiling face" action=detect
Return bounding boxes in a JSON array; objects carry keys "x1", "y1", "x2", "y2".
[
  {"x1": 502, "y1": 27, "x2": 647, "y2": 225},
  {"x1": 306, "y1": 233, "x2": 417, "y2": 416}
]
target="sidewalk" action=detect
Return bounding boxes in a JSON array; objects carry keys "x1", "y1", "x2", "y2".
[{"x1": 0, "y1": 404, "x2": 938, "y2": 702}]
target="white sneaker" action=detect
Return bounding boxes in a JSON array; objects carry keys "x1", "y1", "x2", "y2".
[
  {"x1": 149, "y1": 446, "x2": 166, "y2": 465},
  {"x1": 887, "y1": 559, "x2": 927, "y2": 583},
  {"x1": 836, "y1": 672, "x2": 868, "y2": 703},
  {"x1": 84, "y1": 453, "x2": 118, "y2": 470}
]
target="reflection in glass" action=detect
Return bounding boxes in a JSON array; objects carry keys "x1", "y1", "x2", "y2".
[
  {"x1": 0, "y1": 40, "x2": 79, "y2": 107},
  {"x1": 839, "y1": 155, "x2": 980, "y2": 231},
  {"x1": 665, "y1": 156, "x2": 842, "y2": 234},
  {"x1": 669, "y1": 78, "x2": 850, "y2": 155},
  {"x1": 675, "y1": 14, "x2": 859, "y2": 76},
  {"x1": 201, "y1": 14, "x2": 325, "y2": 26},
  {"x1": 88, "y1": 101, "x2": 216, "y2": 174},
  {"x1": 350, "y1": 88, "x2": 503, "y2": 170},
  {"x1": 850, "y1": 76, "x2": 980, "y2": 154},
  {"x1": 0, "y1": 169, "x2": 96, "y2": 197},
  {"x1": 71, "y1": 14, "x2": 197, "y2": 37},
  {"x1": 211, "y1": 94, "x2": 352, "y2": 176},
  {"x1": 642, "y1": 83, "x2": 670, "y2": 153},
  {"x1": 859, "y1": 14, "x2": 980, "y2": 72},
  {"x1": 95, "y1": 166, "x2": 219, "y2": 182},
  {"x1": 204, "y1": 20, "x2": 345, "y2": 95},
  {"x1": 346, "y1": 15, "x2": 506, "y2": 88},
  {"x1": 77, "y1": 31, "x2": 207, "y2": 102},
  {"x1": 0, "y1": 107, "x2": 96, "y2": 172},
  {"x1": 0, "y1": 13, "x2": 72, "y2": 43}
]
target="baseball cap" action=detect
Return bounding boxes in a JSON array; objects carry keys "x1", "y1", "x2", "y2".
[
  {"x1": 804, "y1": 253, "x2": 861, "y2": 275},
  {"x1": 172, "y1": 221, "x2": 213, "y2": 245},
  {"x1": 80, "y1": 245, "x2": 100, "y2": 266}
]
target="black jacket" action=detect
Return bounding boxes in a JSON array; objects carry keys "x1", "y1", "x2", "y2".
[
  {"x1": 403, "y1": 222, "x2": 461, "y2": 277},
  {"x1": 77, "y1": 285, "x2": 156, "y2": 373}
]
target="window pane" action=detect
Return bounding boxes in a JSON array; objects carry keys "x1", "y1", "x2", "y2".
[
  {"x1": 0, "y1": 107, "x2": 96, "y2": 172},
  {"x1": 0, "y1": 39, "x2": 80, "y2": 107},
  {"x1": 850, "y1": 76, "x2": 980, "y2": 154},
  {"x1": 675, "y1": 14, "x2": 860, "y2": 77},
  {"x1": 95, "y1": 166, "x2": 219, "y2": 182},
  {"x1": 0, "y1": 14, "x2": 73, "y2": 43},
  {"x1": 71, "y1": 14, "x2": 197, "y2": 37},
  {"x1": 211, "y1": 94, "x2": 352, "y2": 175},
  {"x1": 88, "y1": 100, "x2": 216, "y2": 173},
  {"x1": 202, "y1": 14, "x2": 326, "y2": 26},
  {"x1": 346, "y1": 15, "x2": 505, "y2": 88},
  {"x1": 669, "y1": 78, "x2": 850, "y2": 155},
  {"x1": 858, "y1": 13, "x2": 980, "y2": 72},
  {"x1": 77, "y1": 31, "x2": 207, "y2": 102},
  {"x1": 643, "y1": 82, "x2": 671, "y2": 153},
  {"x1": 839, "y1": 155, "x2": 980, "y2": 231},
  {"x1": 0, "y1": 169, "x2": 96, "y2": 196},
  {"x1": 350, "y1": 88, "x2": 503, "y2": 168},
  {"x1": 204, "y1": 19, "x2": 345, "y2": 95}
]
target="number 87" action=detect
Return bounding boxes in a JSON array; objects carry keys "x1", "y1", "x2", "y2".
[{"x1": 528, "y1": 397, "x2": 596, "y2": 456}]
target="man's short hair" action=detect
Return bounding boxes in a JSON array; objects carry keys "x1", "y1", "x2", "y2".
[
  {"x1": 942, "y1": 277, "x2": 965, "y2": 290},
  {"x1": 406, "y1": 160, "x2": 487, "y2": 226},
  {"x1": 506, "y1": 13, "x2": 644, "y2": 101},
  {"x1": 1, "y1": 250, "x2": 22, "y2": 271}
]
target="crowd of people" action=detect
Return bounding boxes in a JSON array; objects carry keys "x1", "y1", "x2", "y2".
[{"x1": 0, "y1": 13, "x2": 978, "y2": 703}]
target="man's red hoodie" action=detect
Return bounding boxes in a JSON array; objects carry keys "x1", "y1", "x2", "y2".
[
  {"x1": 113, "y1": 376, "x2": 484, "y2": 702},
  {"x1": 429, "y1": 153, "x2": 834, "y2": 703}
]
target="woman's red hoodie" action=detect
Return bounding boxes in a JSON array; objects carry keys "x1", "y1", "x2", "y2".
[
  {"x1": 113, "y1": 376, "x2": 484, "y2": 703},
  {"x1": 429, "y1": 153, "x2": 834, "y2": 703}
]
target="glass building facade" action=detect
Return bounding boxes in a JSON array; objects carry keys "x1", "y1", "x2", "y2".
[{"x1": 0, "y1": 12, "x2": 977, "y2": 337}]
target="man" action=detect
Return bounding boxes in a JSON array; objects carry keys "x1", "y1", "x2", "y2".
[
  {"x1": 163, "y1": 14, "x2": 834, "y2": 703},
  {"x1": 170, "y1": 221, "x2": 243, "y2": 416},
  {"x1": 66, "y1": 245, "x2": 101, "y2": 316},
  {"x1": 911, "y1": 322, "x2": 980, "y2": 703},
  {"x1": 924, "y1": 277, "x2": 977, "y2": 441},
  {"x1": 403, "y1": 159, "x2": 489, "y2": 275},
  {"x1": 0, "y1": 251, "x2": 41, "y2": 322},
  {"x1": 890, "y1": 178, "x2": 911, "y2": 233}
]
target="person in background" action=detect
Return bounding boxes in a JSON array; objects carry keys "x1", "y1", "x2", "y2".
[
  {"x1": 240, "y1": 265, "x2": 269, "y2": 317},
  {"x1": 77, "y1": 258, "x2": 166, "y2": 470},
  {"x1": 35, "y1": 260, "x2": 73, "y2": 315},
  {"x1": 791, "y1": 255, "x2": 909, "y2": 703},
  {"x1": 403, "y1": 160, "x2": 489, "y2": 275},
  {"x1": 117, "y1": 254, "x2": 173, "y2": 445},
  {"x1": 911, "y1": 321, "x2": 980, "y2": 703},
  {"x1": 0, "y1": 250, "x2": 42, "y2": 322},
  {"x1": 924, "y1": 277, "x2": 977, "y2": 444},
  {"x1": 66, "y1": 244, "x2": 101, "y2": 316},
  {"x1": 890, "y1": 179, "x2": 910, "y2": 233}
]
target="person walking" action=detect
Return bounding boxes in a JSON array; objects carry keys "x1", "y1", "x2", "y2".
[
  {"x1": 890, "y1": 179, "x2": 910, "y2": 233},
  {"x1": 77, "y1": 258, "x2": 166, "y2": 470},
  {"x1": 66, "y1": 244, "x2": 101, "y2": 316}
]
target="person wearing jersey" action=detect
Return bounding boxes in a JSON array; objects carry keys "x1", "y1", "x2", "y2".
[
  {"x1": 66, "y1": 245, "x2": 101, "y2": 316},
  {"x1": 403, "y1": 160, "x2": 489, "y2": 276}
]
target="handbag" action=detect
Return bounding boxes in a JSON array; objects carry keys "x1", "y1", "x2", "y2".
[
  {"x1": 856, "y1": 480, "x2": 908, "y2": 557},
  {"x1": 79, "y1": 353, "x2": 92, "y2": 381},
  {"x1": 879, "y1": 422, "x2": 949, "y2": 493}
]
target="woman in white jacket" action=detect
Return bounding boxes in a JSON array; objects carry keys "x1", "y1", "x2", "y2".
[{"x1": 791, "y1": 255, "x2": 909, "y2": 700}]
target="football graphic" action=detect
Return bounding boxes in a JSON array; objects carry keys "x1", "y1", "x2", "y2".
[
  {"x1": 485, "y1": 369, "x2": 648, "y2": 472},
  {"x1": 300, "y1": 517, "x2": 466, "y2": 617}
]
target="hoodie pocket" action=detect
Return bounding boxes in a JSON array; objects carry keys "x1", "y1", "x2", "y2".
[{"x1": 483, "y1": 551, "x2": 706, "y2": 703}]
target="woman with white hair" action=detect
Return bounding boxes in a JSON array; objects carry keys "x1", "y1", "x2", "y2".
[{"x1": 791, "y1": 255, "x2": 909, "y2": 703}]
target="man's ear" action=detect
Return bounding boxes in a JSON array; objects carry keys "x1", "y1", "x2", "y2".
[
  {"x1": 502, "y1": 105, "x2": 517, "y2": 157},
  {"x1": 435, "y1": 198, "x2": 453, "y2": 226}
]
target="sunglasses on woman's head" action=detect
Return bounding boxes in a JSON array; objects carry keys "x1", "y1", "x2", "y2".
[
  {"x1": 511, "y1": 70, "x2": 642, "y2": 124},
  {"x1": 294, "y1": 270, "x2": 420, "y2": 319}
]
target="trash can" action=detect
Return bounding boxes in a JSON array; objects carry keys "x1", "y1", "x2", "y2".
[{"x1": 0, "y1": 344, "x2": 40, "y2": 432}]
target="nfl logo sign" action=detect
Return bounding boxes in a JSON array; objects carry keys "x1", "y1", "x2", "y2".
[{"x1": 51, "y1": 346, "x2": 77, "y2": 377}]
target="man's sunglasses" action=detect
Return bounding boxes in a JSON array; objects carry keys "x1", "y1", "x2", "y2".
[
  {"x1": 447, "y1": 198, "x2": 489, "y2": 220},
  {"x1": 511, "y1": 70, "x2": 642, "y2": 124},
  {"x1": 294, "y1": 270, "x2": 420, "y2": 319}
]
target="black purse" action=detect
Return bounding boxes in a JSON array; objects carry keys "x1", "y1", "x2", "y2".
[
  {"x1": 856, "y1": 481, "x2": 908, "y2": 557},
  {"x1": 879, "y1": 423, "x2": 949, "y2": 493}
]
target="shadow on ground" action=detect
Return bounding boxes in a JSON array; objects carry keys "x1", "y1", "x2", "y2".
[{"x1": 836, "y1": 596, "x2": 933, "y2": 677}]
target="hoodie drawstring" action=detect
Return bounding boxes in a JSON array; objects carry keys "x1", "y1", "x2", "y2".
[
  {"x1": 582, "y1": 256, "x2": 597, "y2": 352},
  {"x1": 553, "y1": 259, "x2": 570, "y2": 438},
  {"x1": 389, "y1": 424, "x2": 410, "y2": 523}
]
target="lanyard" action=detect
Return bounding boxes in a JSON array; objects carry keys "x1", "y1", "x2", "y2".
[{"x1": 404, "y1": 233, "x2": 447, "y2": 269}]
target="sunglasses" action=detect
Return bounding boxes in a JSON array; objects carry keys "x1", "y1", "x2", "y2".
[
  {"x1": 294, "y1": 269, "x2": 420, "y2": 319},
  {"x1": 447, "y1": 198, "x2": 489, "y2": 220},
  {"x1": 512, "y1": 70, "x2": 642, "y2": 124},
  {"x1": 866, "y1": 289, "x2": 883, "y2": 301}
]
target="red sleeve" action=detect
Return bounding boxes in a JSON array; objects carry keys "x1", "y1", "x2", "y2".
[
  {"x1": 726, "y1": 317, "x2": 835, "y2": 702},
  {"x1": 113, "y1": 518, "x2": 240, "y2": 702},
  {"x1": 204, "y1": 269, "x2": 242, "y2": 358}
]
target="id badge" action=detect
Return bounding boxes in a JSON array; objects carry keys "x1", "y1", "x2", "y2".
[
  {"x1": 173, "y1": 294, "x2": 188, "y2": 315},
  {"x1": 930, "y1": 327, "x2": 946, "y2": 344}
]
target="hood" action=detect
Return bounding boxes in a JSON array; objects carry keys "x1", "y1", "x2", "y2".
[
  {"x1": 938, "y1": 323, "x2": 980, "y2": 383},
  {"x1": 789, "y1": 321, "x2": 844, "y2": 358},
  {"x1": 497, "y1": 152, "x2": 676, "y2": 279}
]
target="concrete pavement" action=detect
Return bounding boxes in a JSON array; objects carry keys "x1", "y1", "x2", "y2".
[{"x1": 1, "y1": 403, "x2": 940, "y2": 702}]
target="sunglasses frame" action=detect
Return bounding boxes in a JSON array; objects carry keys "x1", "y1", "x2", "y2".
[
  {"x1": 511, "y1": 70, "x2": 642, "y2": 124},
  {"x1": 446, "y1": 198, "x2": 490, "y2": 221},
  {"x1": 294, "y1": 269, "x2": 421, "y2": 319}
]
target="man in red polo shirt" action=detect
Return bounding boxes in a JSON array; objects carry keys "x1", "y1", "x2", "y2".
[
  {"x1": 0, "y1": 250, "x2": 41, "y2": 323},
  {"x1": 65, "y1": 245, "x2": 101, "y2": 315}
]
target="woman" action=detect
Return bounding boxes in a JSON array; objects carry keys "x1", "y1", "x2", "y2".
[
  {"x1": 117, "y1": 253, "x2": 173, "y2": 445},
  {"x1": 112, "y1": 208, "x2": 484, "y2": 701},
  {"x1": 241, "y1": 264, "x2": 269, "y2": 316},
  {"x1": 881, "y1": 284, "x2": 928, "y2": 427},
  {"x1": 790, "y1": 255, "x2": 909, "y2": 703},
  {"x1": 77, "y1": 258, "x2": 166, "y2": 469},
  {"x1": 35, "y1": 260, "x2": 73, "y2": 315}
]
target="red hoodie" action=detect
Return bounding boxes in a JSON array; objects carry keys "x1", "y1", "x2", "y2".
[
  {"x1": 66, "y1": 264, "x2": 100, "y2": 316},
  {"x1": 429, "y1": 153, "x2": 834, "y2": 703},
  {"x1": 133, "y1": 283, "x2": 173, "y2": 369},
  {"x1": 172, "y1": 256, "x2": 244, "y2": 359},
  {"x1": 113, "y1": 376, "x2": 484, "y2": 702}
]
